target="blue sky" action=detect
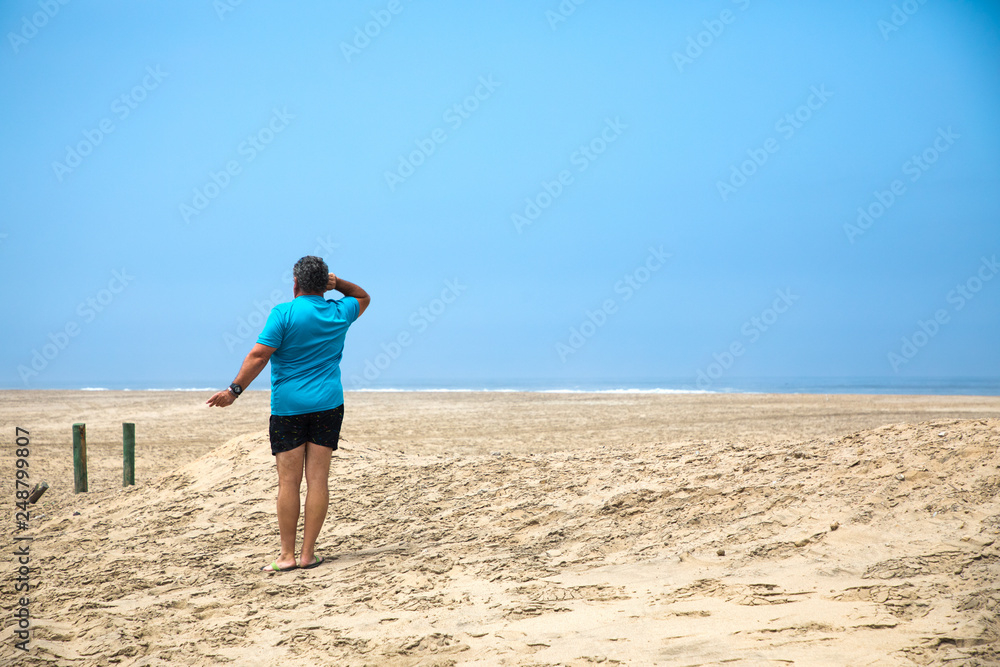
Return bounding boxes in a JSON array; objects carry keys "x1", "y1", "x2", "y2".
[{"x1": 2, "y1": 0, "x2": 998, "y2": 391}]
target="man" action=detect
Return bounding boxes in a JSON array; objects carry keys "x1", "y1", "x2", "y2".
[{"x1": 207, "y1": 255, "x2": 370, "y2": 572}]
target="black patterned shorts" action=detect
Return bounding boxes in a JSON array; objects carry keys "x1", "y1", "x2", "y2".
[{"x1": 268, "y1": 404, "x2": 344, "y2": 455}]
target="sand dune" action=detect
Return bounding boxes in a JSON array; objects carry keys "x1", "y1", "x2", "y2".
[{"x1": 2, "y1": 398, "x2": 998, "y2": 665}]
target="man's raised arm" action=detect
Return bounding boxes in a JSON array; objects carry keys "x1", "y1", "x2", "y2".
[{"x1": 326, "y1": 273, "x2": 370, "y2": 317}]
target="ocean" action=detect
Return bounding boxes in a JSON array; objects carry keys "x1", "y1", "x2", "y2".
[{"x1": 57, "y1": 377, "x2": 1000, "y2": 396}]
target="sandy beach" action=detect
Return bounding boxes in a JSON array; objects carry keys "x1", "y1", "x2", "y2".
[{"x1": 2, "y1": 390, "x2": 999, "y2": 665}]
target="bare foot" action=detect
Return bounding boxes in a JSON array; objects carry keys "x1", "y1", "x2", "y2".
[
  {"x1": 299, "y1": 555, "x2": 325, "y2": 569},
  {"x1": 260, "y1": 558, "x2": 297, "y2": 572}
]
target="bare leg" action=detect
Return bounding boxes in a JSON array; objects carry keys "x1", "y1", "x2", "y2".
[
  {"x1": 299, "y1": 441, "x2": 333, "y2": 566},
  {"x1": 273, "y1": 446, "x2": 305, "y2": 569}
]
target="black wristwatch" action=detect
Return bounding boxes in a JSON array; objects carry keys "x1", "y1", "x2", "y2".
[{"x1": 228, "y1": 382, "x2": 243, "y2": 397}]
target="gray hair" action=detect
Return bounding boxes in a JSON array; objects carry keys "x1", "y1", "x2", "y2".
[{"x1": 293, "y1": 255, "x2": 329, "y2": 294}]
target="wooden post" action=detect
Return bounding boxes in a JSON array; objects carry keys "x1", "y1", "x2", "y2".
[
  {"x1": 73, "y1": 423, "x2": 88, "y2": 493},
  {"x1": 28, "y1": 481, "x2": 49, "y2": 504},
  {"x1": 123, "y1": 423, "x2": 135, "y2": 487}
]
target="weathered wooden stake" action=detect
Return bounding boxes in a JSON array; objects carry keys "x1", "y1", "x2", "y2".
[
  {"x1": 28, "y1": 481, "x2": 49, "y2": 504},
  {"x1": 73, "y1": 423, "x2": 88, "y2": 493},
  {"x1": 123, "y1": 422, "x2": 135, "y2": 487}
]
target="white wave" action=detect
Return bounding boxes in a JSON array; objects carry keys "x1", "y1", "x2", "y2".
[{"x1": 348, "y1": 387, "x2": 718, "y2": 394}]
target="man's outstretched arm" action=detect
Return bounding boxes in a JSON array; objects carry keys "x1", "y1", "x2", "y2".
[
  {"x1": 206, "y1": 343, "x2": 276, "y2": 407},
  {"x1": 326, "y1": 273, "x2": 370, "y2": 317}
]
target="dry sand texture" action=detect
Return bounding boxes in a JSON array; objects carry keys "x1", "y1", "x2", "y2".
[{"x1": 1, "y1": 391, "x2": 999, "y2": 665}]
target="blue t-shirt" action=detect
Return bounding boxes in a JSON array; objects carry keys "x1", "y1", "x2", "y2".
[{"x1": 257, "y1": 295, "x2": 360, "y2": 416}]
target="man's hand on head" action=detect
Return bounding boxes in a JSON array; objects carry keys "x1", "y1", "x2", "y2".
[{"x1": 326, "y1": 273, "x2": 337, "y2": 292}]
